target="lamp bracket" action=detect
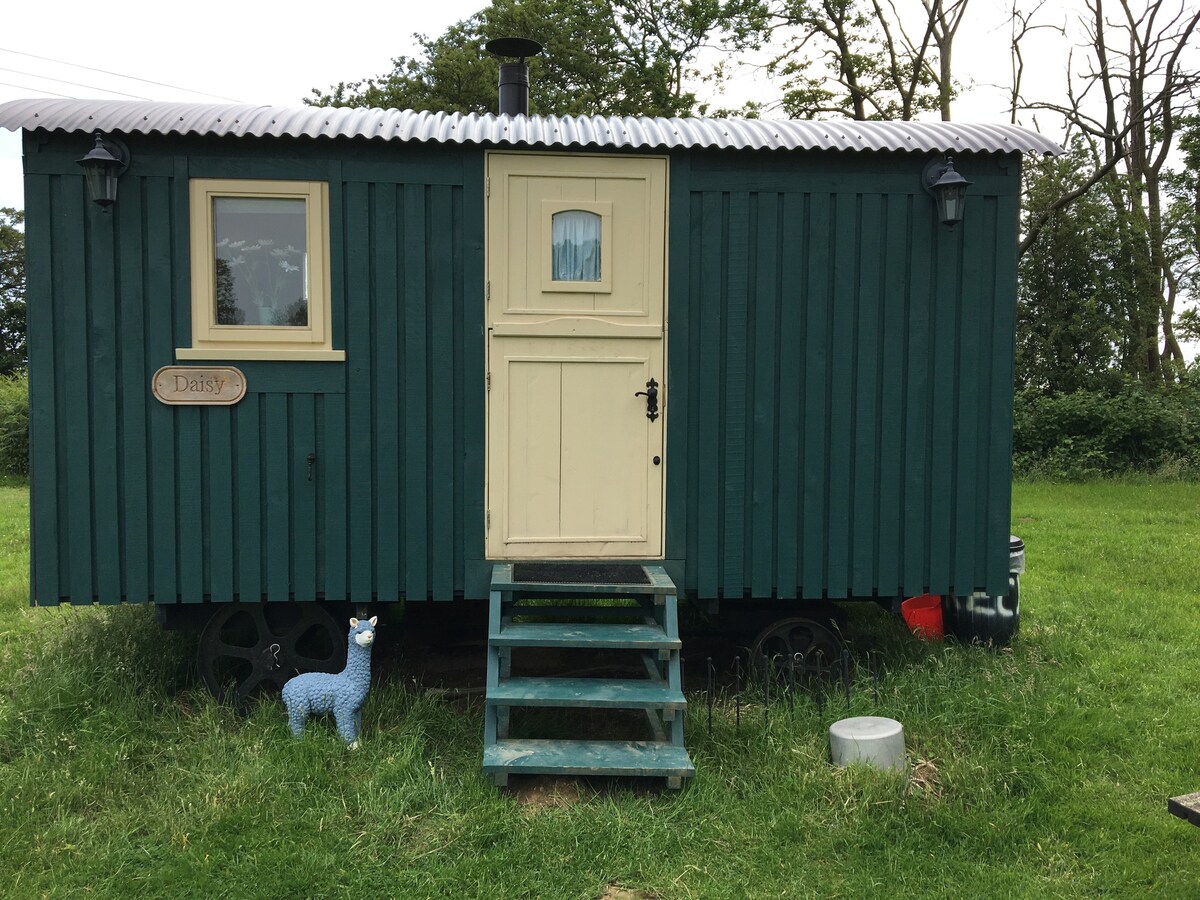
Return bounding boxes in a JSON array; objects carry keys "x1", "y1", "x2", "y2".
[
  {"x1": 921, "y1": 156, "x2": 947, "y2": 197},
  {"x1": 95, "y1": 133, "x2": 131, "y2": 176}
]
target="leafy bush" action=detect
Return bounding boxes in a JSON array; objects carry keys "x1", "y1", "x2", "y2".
[
  {"x1": 0, "y1": 373, "x2": 27, "y2": 476},
  {"x1": 1013, "y1": 382, "x2": 1200, "y2": 479}
]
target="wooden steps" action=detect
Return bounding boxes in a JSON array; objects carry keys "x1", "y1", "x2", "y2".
[
  {"x1": 488, "y1": 677, "x2": 685, "y2": 709},
  {"x1": 484, "y1": 739, "x2": 694, "y2": 778},
  {"x1": 490, "y1": 622, "x2": 681, "y2": 650},
  {"x1": 1169, "y1": 792, "x2": 1200, "y2": 827},
  {"x1": 483, "y1": 563, "x2": 694, "y2": 789},
  {"x1": 491, "y1": 564, "x2": 678, "y2": 596}
]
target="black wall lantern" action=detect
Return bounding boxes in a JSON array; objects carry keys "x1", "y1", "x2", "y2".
[
  {"x1": 76, "y1": 132, "x2": 129, "y2": 210},
  {"x1": 922, "y1": 155, "x2": 971, "y2": 228}
]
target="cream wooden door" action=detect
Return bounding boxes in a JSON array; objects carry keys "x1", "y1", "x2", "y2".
[{"x1": 486, "y1": 153, "x2": 667, "y2": 559}]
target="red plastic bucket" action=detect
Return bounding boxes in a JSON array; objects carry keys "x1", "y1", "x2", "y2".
[{"x1": 901, "y1": 594, "x2": 944, "y2": 641}]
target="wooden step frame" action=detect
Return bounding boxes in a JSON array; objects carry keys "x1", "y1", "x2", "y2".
[
  {"x1": 482, "y1": 564, "x2": 693, "y2": 789},
  {"x1": 1169, "y1": 792, "x2": 1200, "y2": 827}
]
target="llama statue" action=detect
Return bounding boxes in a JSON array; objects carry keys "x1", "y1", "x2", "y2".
[{"x1": 282, "y1": 616, "x2": 377, "y2": 748}]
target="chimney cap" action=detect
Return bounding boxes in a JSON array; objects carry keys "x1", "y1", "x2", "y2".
[{"x1": 485, "y1": 37, "x2": 544, "y2": 60}]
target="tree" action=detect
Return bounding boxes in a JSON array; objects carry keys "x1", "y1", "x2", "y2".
[
  {"x1": 1014, "y1": 0, "x2": 1200, "y2": 383},
  {"x1": 1017, "y1": 142, "x2": 1127, "y2": 392},
  {"x1": 214, "y1": 259, "x2": 244, "y2": 326},
  {"x1": 309, "y1": 0, "x2": 761, "y2": 117},
  {"x1": 922, "y1": 0, "x2": 970, "y2": 120},
  {"x1": 0, "y1": 209, "x2": 24, "y2": 377},
  {"x1": 760, "y1": 0, "x2": 966, "y2": 120},
  {"x1": 1165, "y1": 116, "x2": 1200, "y2": 345},
  {"x1": 312, "y1": 14, "x2": 497, "y2": 114}
]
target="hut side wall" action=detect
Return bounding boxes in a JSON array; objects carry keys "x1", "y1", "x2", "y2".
[
  {"x1": 24, "y1": 132, "x2": 485, "y2": 605},
  {"x1": 664, "y1": 150, "x2": 1019, "y2": 600},
  {"x1": 24, "y1": 132, "x2": 1018, "y2": 608}
]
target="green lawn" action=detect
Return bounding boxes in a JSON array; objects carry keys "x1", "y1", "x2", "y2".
[{"x1": 1, "y1": 482, "x2": 1199, "y2": 898}]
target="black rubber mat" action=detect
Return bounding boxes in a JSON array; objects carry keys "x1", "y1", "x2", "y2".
[{"x1": 511, "y1": 563, "x2": 650, "y2": 585}]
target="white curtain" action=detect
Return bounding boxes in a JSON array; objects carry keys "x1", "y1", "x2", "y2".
[{"x1": 551, "y1": 210, "x2": 601, "y2": 281}]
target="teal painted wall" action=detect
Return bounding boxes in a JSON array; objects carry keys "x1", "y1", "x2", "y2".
[
  {"x1": 24, "y1": 133, "x2": 485, "y2": 605},
  {"x1": 23, "y1": 132, "x2": 1017, "y2": 607},
  {"x1": 664, "y1": 150, "x2": 1019, "y2": 600}
]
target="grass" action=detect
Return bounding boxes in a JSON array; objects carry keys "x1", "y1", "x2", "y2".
[{"x1": 2, "y1": 482, "x2": 1200, "y2": 898}]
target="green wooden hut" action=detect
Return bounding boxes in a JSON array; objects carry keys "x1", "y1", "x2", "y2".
[{"x1": 0, "y1": 97, "x2": 1057, "y2": 784}]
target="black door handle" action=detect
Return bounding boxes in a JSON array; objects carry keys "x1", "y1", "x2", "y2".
[{"x1": 635, "y1": 378, "x2": 659, "y2": 422}]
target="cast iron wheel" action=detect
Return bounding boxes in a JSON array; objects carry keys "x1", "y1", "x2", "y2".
[
  {"x1": 749, "y1": 616, "x2": 845, "y2": 677},
  {"x1": 198, "y1": 603, "x2": 346, "y2": 706}
]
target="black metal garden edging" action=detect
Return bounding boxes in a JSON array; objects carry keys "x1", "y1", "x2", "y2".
[{"x1": 698, "y1": 649, "x2": 886, "y2": 736}]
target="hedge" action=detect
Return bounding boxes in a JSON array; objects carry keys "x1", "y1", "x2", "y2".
[
  {"x1": 1012, "y1": 383, "x2": 1200, "y2": 479},
  {"x1": 0, "y1": 373, "x2": 26, "y2": 476}
]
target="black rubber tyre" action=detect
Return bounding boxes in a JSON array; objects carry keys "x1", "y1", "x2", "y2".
[
  {"x1": 748, "y1": 616, "x2": 845, "y2": 677},
  {"x1": 943, "y1": 576, "x2": 1020, "y2": 646},
  {"x1": 198, "y1": 602, "x2": 346, "y2": 706}
]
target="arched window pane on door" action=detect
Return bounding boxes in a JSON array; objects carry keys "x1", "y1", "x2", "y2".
[{"x1": 551, "y1": 210, "x2": 601, "y2": 281}]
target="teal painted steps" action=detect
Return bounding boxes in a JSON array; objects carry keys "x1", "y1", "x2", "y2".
[
  {"x1": 489, "y1": 677, "x2": 685, "y2": 709},
  {"x1": 490, "y1": 623, "x2": 681, "y2": 650},
  {"x1": 484, "y1": 740, "x2": 694, "y2": 778},
  {"x1": 483, "y1": 563, "x2": 695, "y2": 789}
]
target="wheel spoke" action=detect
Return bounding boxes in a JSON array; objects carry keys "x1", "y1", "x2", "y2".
[
  {"x1": 233, "y1": 666, "x2": 274, "y2": 704},
  {"x1": 207, "y1": 643, "x2": 259, "y2": 661},
  {"x1": 784, "y1": 626, "x2": 818, "y2": 656},
  {"x1": 283, "y1": 607, "x2": 324, "y2": 643},
  {"x1": 750, "y1": 616, "x2": 844, "y2": 679},
  {"x1": 199, "y1": 602, "x2": 345, "y2": 704},
  {"x1": 279, "y1": 605, "x2": 345, "y2": 672}
]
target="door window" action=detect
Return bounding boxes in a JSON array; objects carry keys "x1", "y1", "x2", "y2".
[{"x1": 551, "y1": 209, "x2": 601, "y2": 282}]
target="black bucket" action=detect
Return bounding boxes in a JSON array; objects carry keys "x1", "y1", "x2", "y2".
[{"x1": 942, "y1": 535, "x2": 1024, "y2": 645}]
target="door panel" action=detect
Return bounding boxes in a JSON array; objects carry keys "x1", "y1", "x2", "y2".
[
  {"x1": 504, "y1": 354, "x2": 563, "y2": 542},
  {"x1": 491, "y1": 337, "x2": 662, "y2": 555},
  {"x1": 490, "y1": 155, "x2": 665, "y2": 323},
  {"x1": 559, "y1": 359, "x2": 649, "y2": 540},
  {"x1": 487, "y1": 153, "x2": 667, "y2": 559}
]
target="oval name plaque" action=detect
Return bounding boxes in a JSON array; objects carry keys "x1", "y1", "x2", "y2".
[{"x1": 152, "y1": 366, "x2": 247, "y2": 406}]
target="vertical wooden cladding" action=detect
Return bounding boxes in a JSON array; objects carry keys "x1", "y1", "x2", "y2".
[
  {"x1": 26, "y1": 133, "x2": 1017, "y2": 609},
  {"x1": 671, "y1": 153, "x2": 1018, "y2": 601},
  {"x1": 344, "y1": 178, "x2": 469, "y2": 605},
  {"x1": 27, "y1": 141, "x2": 478, "y2": 606}
]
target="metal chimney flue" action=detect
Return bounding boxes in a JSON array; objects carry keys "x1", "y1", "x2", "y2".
[{"x1": 485, "y1": 37, "x2": 544, "y2": 116}]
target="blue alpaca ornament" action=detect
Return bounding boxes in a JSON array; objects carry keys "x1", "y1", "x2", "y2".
[{"x1": 282, "y1": 616, "x2": 377, "y2": 747}]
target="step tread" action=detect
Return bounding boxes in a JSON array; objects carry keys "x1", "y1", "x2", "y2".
[
  {"x1": 492, "y1": 622, "x2": 680, "y2": 649},
  {"x1": 489, "y1": 677, "x2": 685, "y2": 709},
  {"x1": 491, "y1": 563, "x2": 677, "y2": 596},
  {"x1": 1169, "y1": 792, "x2": 1200, "y2": 827},
  {"x1": 483, "y1": 739, "x2": 694, "y2": 777}
]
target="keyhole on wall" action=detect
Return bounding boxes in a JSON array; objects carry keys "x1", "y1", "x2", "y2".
[{"x1": 306, "y1": 452, "x2": 317, "y2": 481}]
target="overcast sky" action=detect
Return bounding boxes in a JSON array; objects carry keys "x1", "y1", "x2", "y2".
[
  {"x1": 0, "y1": 1, "x2": 485, "y2": 208},
  {"x1": 0, "y1": 0, "x2": 1072, "y2": 213}
]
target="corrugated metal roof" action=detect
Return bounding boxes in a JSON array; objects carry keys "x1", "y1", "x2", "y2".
[{"x1": 0, "y1": 98, "x2": 1063, "y2": 155}]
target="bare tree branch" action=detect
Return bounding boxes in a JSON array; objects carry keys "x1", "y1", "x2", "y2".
[{"x1": 1019, "y1": 150, "x2": 1127, "y2": 258}]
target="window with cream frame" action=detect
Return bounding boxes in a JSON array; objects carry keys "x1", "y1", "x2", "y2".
[{"x1": 180, "y1": 179, "x2": 343, "y2": 361}]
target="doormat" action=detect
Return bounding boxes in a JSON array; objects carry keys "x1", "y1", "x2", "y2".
[{"x1": 512, "y1": 563, "x2": 650, "y2": 585}]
